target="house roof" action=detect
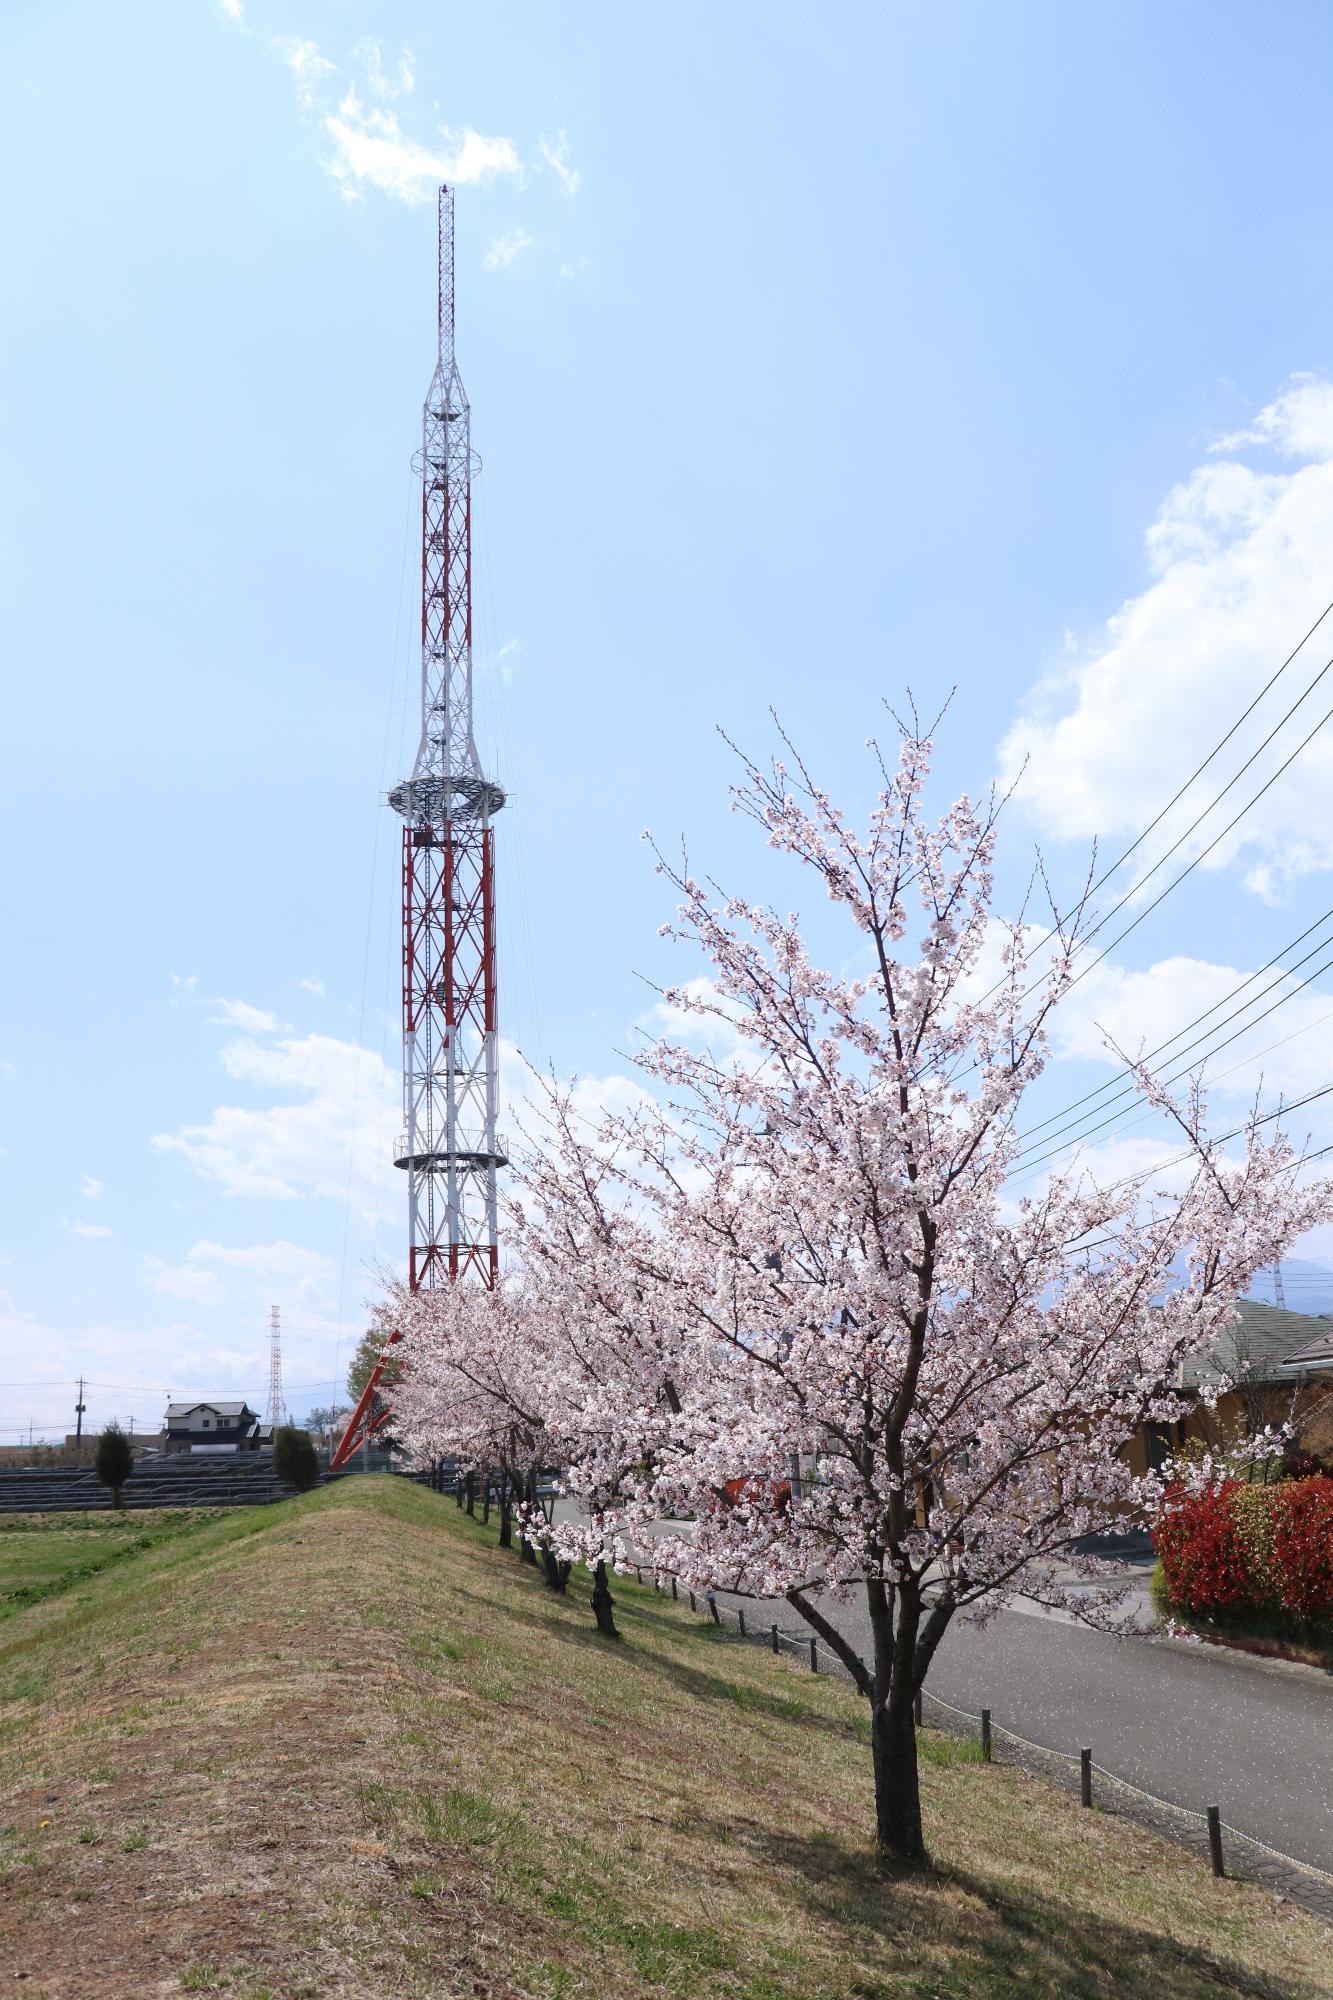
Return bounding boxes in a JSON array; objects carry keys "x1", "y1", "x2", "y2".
[
  {"x1": 1279, "y1": 1327, "x2": 1333, "y2": 1372},
  {"x1": 1180, "y1": 1301, "x2": 1333, "y2": 1389},
  {"x1": 164, "y1": 1400, "x2": 255, "y2": 1420}
]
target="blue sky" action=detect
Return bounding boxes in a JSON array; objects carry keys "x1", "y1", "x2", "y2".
[{"x1": 7, "y1": 0, "x2": 1333, "y2": 1437}]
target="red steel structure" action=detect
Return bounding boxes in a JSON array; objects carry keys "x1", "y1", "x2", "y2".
[{"x1": 331, "y1": 186, "x2": 505, "y2": 1473}]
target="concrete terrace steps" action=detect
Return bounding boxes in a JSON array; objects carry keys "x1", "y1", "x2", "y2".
[{"x1": 0, "y1": 1454, "x2": 304, "y2": 1515}]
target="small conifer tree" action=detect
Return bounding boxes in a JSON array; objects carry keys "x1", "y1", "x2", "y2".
[
  {"x1": 273, "y1": 1425, "x2": 320, "y2": 1493},
  {"x1": 94, "y1": 1422, "x2": 135, "y2": 1509}
]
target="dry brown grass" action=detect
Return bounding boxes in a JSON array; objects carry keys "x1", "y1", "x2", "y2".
[{"x1": 1, "y1": 1476, "x2": 1331, "y2": 2000}]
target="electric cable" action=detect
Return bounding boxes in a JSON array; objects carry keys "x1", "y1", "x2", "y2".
[
  {"x1": 1016, "y1": 901, "x2": 1333, "y2": 1148},
  {"x1": 1014, "y1": 948, "x2": 1333, "y2": 1175},
  {"x1": 984, "y1": 591, "x2": 1333, "y2": 996}
]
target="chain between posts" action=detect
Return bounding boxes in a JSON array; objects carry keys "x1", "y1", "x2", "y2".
[{"x1": 627, "y1": 1561, "x2": 1333, "y2": 1906}]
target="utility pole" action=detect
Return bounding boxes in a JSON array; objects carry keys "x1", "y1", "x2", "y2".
[
  {"x1": 331, "y1": 184, "x2": 506, "y2": 1473},
  {"x1": 74, "y1": 1378, "x2": 86, "y2": 1442}
]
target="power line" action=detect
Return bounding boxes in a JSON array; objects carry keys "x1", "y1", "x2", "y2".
[
  {"x1": 1013, "y1": 954, "x2": 1333, "y2": 1177},
  {"x1": 982, "y1": 592, "x2": 1333, "y2": 1000},
  {"x1": 1016, "y1": 901, "x2": 1333, "y2": 1149},
  {"x1": 1038, "y1": 682, "x2": 1333, "y2": 1013}
]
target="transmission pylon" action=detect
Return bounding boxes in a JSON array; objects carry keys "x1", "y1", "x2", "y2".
[
  {"x1": 331, "y1": 185, "x2": 504, "y2": 1473},
  {"x1": 1271, "y1": 1263, "x2": 1287, "y2": 1309},
  {"x1": 266, "y1": 1305, "x2": 287, "y2": 1428}
]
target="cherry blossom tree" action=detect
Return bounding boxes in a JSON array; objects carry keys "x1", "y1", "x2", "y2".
[
  {"x1": 383, "y1": 1275, "x2": 551, "y2": 1565},
  {"x1": 515, "y1": 723, "x2": 1332, "y2": 1860},
  {"x1": 384, "y1": 1256, "x2": 632, "y2": 1632}
]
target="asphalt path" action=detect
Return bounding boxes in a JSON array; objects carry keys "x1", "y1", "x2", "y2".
[
  {"x1": 926, "y1": 1603, "x2": 1333, "y2": 1875},
  {"x1": 591, "y1": 1511, "x2": 1333, "y2": 1877}
]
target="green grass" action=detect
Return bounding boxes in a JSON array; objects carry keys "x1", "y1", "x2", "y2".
[
  {"x1": 1, "y1": 1478, "x2": 1330, "y2": 2000},
  {"x1": 0, "y1": 1508, "x2": 222, "y2": 1617}
]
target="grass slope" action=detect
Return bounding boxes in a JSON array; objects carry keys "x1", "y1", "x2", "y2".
[
  {"x1": 0, "y1": 1511, "x2": 222, "y2": 1616},
  {"x1": 1, "y1": 1477, "x2": 1330, "y2": 2000}
]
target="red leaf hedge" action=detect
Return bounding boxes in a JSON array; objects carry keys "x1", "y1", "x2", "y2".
[{"x1": 1156, "y1": 1475, "x2": 1333, "y2": 1625}]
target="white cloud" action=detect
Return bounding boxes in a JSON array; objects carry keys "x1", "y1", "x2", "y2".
[
  {"x1": 298, "y1": 976, "x2": 326, "y2": 996},
  {"x1": 168, "y1": 973, "x2": 198, "y2": 1008},
  {"x1": 0, "y1": 1058, "x2": 14, "y2": 1081},
  {"x1": 1000, "y1": 375, "x2": 1333, "y2": 901},
  {"x1": 143, "y1": 1255, "x2": 225, "y2": 1306},
  {"x1": 1048, "y1": 948, "x2": 1333, "y2": 1101},
  {"x1": 152, "y1": 1030, "x2": 400, "y2": 1208},
  {"x1": 73, "y1": 1222, "x2": 113, "y2": 1239},
  {"x1": 271, "y1": 36, "x2": 335, "y2": 115},
  {"x1": 353, "y1": 38, "x2": 415, "y2": 101},
  {"x1": 483, "y1": 226, "x2": 535, "y2": 270},
  {"x1": 266, "y1": 36, "x2": 522, "y2": 210},
  {"x1": 218, "y1": 0, "x2": 245, "y2": 24},
  {"x1": 537, "y1": 132, "x2": 580, "y2": 197},
  {"x1": 639, "y1": 976, "x2": 748, "y2": 1064},
  {"x1": 492, "y1": 638, "x2": 521, "y2": 685},
  {"x1": 145, "y1": 1238, "x2": 332, "y2": 1308},
  {"x1": 326, "y1": 98, "x2": 521, "y2": 207},
  {"x1": 210, "y1": 998, "x2": 280, "y2": 1032},
  {"x1": 79, "y1": 1173, "x2": 104, "y2": 1201},
  {"x1": 559, "y1": 256, "x2": 591, "y2": 282}
]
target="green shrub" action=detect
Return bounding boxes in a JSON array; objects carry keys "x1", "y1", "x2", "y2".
[
  {"x1": 93, "y1": 1424, "x2": 134, "y2": 1508},
  {"x1": 272, "y1": 1426, "x2": 320, "y2": 1492}
]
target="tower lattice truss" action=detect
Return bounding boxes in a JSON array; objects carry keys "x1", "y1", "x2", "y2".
[
  {"x1": 331, "y1": 185, "x2": 504, "y2": 1473},
  {"x1": 266, "y1": 1304, "x2": 287, "y2": 1429}
]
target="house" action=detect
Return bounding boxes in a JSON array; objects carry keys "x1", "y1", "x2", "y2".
[
  {"x1": 1280, "y1": 1326, "x2": 1333, "y2": 1459},
  {"x1": 163, "y1": 1400, "x2": 267, "y2": 1455},
  {"x1": 1125, "y1": 1301, "x2": 1333, "y2": 1473}
]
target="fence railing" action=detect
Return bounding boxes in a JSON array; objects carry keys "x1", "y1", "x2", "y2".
[{"x1": 628, "y1": 1562, "x2": 1333, "y2": 1919}]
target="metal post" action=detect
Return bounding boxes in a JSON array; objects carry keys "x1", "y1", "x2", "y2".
[
  {"x1": 980, "y1": 1708, "x2": 992, "y2": 1761},
  {"x1": 1080, "y1": 1748, "x2": 1092, "y2": 1808},
  {"x1": 737, "y1": 1608, "x2": 746, "y2": 1637},
  {"x1": 671, "y1": 1577, "x2": 678, "y2": 1602},
  {"x1": 809, "y1": 1638, "x2": 818, "y2": 1672},
  {"x1": 688, "y1": 1589, "x2": 696, "y2": 1612},
  {"x1": 1207, "y1": 1806, "x2": 1225, "y2": 1877},
  {"x1": 771, "y1": 1623, "x2": 779, "y2": 1655},
  {"x1": 708, "y1": 1594, "x2": 720, "y2": 1625}
]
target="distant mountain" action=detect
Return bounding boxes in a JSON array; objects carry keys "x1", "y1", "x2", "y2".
[{"x1": 1244, "y1": 1259, "x2": 1333, "y2": 1317}]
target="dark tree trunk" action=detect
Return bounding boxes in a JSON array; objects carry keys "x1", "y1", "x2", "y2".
[
  {"x1": 498, "y1": 1474, "x2": 513, "y2": 1549},
  {"x1": 591, "y1": 1560, "x2": 620, "y2": 1638},
  {"x1": 863, "y1": 1573, "x2": 929, "y2": 1863},
  {"x1": 871, "y1": 1689, "x2": 925, "y2": 1860},
  {"x1": 542, "y1": 1548, "x2": 572, "y2": 1593},
  {"x1": 481, "y1": 1464, "x2": 491, "y2": 1526},
  {"x1": 465, "y1": 1470, "x2": 475, "y2": 1517}
]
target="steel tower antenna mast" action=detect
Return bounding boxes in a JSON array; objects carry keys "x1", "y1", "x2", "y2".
[
  {"x1": 265, "y1": 1305, "x2": 287, "y2": 1429},
  {"x1": 330, "y1": 186, "x2": 505, "y2": 1473}
]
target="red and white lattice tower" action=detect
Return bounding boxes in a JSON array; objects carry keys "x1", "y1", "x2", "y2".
[
  {"x1": 331, "y1": 186, "x2": 504, "y2": 1472},
  {"x1": 265, "y1": 1305, "x2": 287, "y2": 1429}
]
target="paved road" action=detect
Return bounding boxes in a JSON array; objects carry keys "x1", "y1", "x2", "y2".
[
  {"x1": 929, "y1": 1605, "x2": 1333, "y2": 1874},
  {"x1": 600, "y1": 1513, "x2": 1333, "y2": 1877}
]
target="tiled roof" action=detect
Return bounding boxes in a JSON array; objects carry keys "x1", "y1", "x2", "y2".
[
  {"x1": 164, "y1": 1400, "x2": 255, "y2": 1419},
  {"x1": 1280, "y1": 1328, "x2": 1333, "y2": 1371},
  {"x1": 1180, "y1": 1301, "x2": 1333, "y2": 1388}
]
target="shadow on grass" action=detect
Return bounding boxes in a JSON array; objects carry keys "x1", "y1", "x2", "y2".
[
  {"x1": 720, "y1": 1818, "x2": 1303, "y2": 2000},
  {"x1": 530, "y1": 1595, "x2": 871, "y2": 1745}
]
